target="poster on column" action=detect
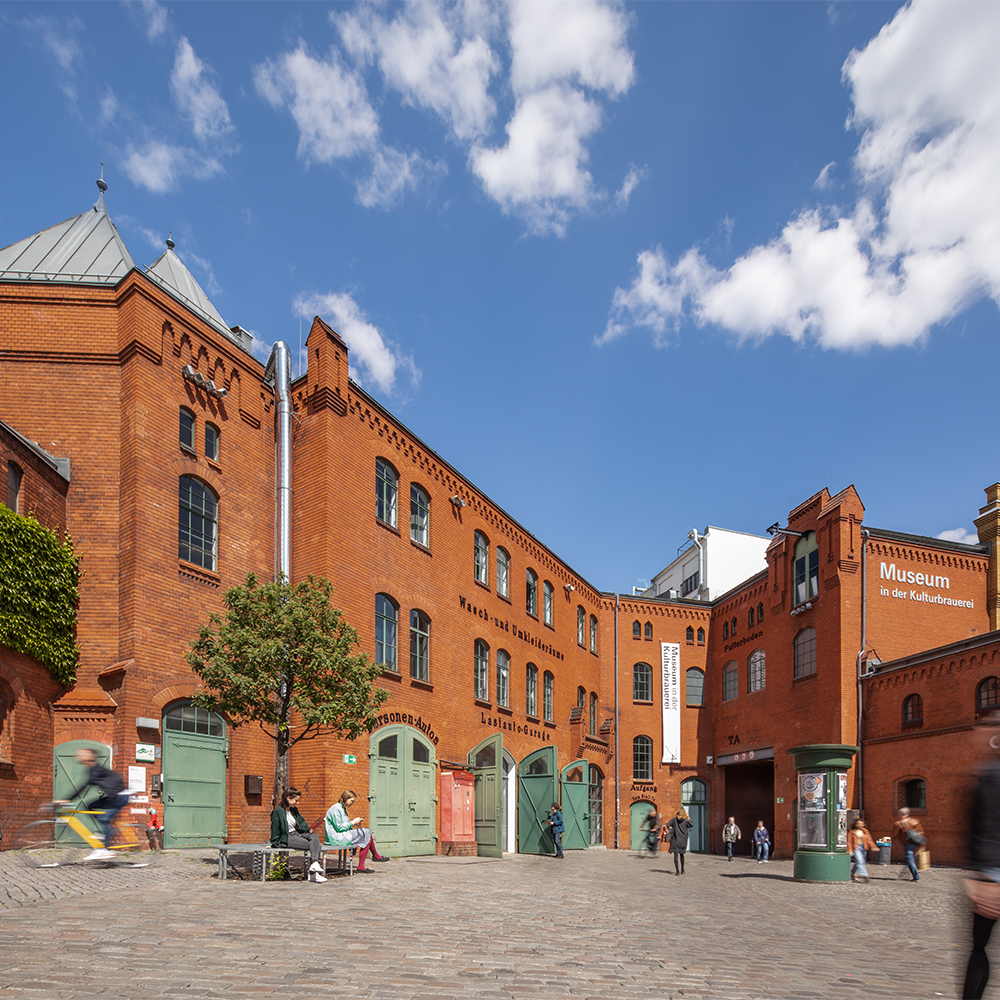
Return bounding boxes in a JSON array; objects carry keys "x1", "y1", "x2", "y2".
[{"x1": 661, "y1": 642, "x2": 680, "y2": 763}]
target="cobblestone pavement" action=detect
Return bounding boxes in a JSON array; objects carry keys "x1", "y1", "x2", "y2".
[{"x1": 0, "y1": 849, "x2": 979, "y2": 999}]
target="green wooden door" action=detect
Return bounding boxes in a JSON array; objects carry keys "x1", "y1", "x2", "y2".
[
  {"x1": 630, "y1": 800, "x2": 656, "y2": 851},
  {"x1": 53, "y1": 740, "x2": 111, "y2": 843},
  {"x1": 560, "y1": 759, "x2": 590, "y2": 851},
  {"x1": 162, "y1": 703, "x2": 227, "y2": 847},
  {"x1": 370, "y1": 729, "x2": 403, "y2": 855},
  {"x1": 681, "y1": 778, "x2": 708, "y2": 852},
  {"x1": 403, "y1": 731, "x2": 436, "y2": 856},
  {"x1": 468, "y1": 733, "x2": 503, "y2": 858},
  {"x1": 518, "y1": 746, "x2": 557, "y2": 855}
]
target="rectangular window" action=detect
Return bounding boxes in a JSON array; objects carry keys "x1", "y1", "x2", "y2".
[
  {"x1": 6, "y1": 463, "x2": 21, "y2": 513},
  {"x1": 543, "y1": 582, "x2": 553, "y2": 625},
  {"x1": 526, "y1": 664, "x2": 537, "y2": 717},
  {"x1": 475, "y1": 532, "x2": 489, "y2": 585},
  {"x1": 589, "y1": 692, "x2": 597, "y2": 735},
  {"x1": 496, "y1": 548, "x2": 509, "y2": 597},
  {"x1": 376, "y1": 596, "x2": 398, "y2": 672},
  {"x1": 681, "y1": 571, "x2": 699, "y2": 596},
  {"x1": 474, "y1": 642, "x2": 489, "y2": 701},
  {"x1": 748, "y1": 650, "x2": 765, "y2": 693},
  {"x1": 543, "y1": 672, "x2": 553, "y2": 722},
  {"x1": 496, "y1": 651, "x2": 509, "y2": 708},
  {"x1": 205, "y1": 423, "x2": 220, "y2": 461},
  {"x1": 409, "y1": 611, "x2": 430, "y2": 682},
  {"x1": 410, "y1": 486, "x2": 429, "y2": 547},
  {"x1": 794, "y1": 548, "x2": 819, "y2": 605},
  {"x1": 589, "y1": 615, "x2": 597, "y2": 653},
  {"x1": 179, "y1": 409, "x2": 195, "y2": 452},
  {"x1": 722, "y1": 664, "x2": 738, "y2": 702}
]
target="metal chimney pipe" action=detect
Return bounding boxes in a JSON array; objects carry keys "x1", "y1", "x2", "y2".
[{"x1": 264, "y1": 342, "x2": 292, "y2": 583}]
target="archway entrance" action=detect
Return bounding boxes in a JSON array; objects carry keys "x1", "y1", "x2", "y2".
[
  {"x1": 681, "y1": 777, "x2": 708, "y2": 852},
  {"x1": 369, "y1": 724, "x2": 437, "y2": 857},
  {"x1": 629, "y1": 800, "x2": 656, "y2": 851},
  {"x1": 162, "y1": 701, "x2": 227, "y2": 847}
]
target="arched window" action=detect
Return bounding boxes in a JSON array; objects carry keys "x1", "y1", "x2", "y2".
[
  {"x1": 164, "y1": 700, "x2": 224, "y2": 737},
  {"x1": 898, "y1": 777, "x2": 927, "y2": 810},
  {"x1": 633, "y1": 735, "x2": 653, "y2": 781},
  {"x1": 5, "y1": 462, "x2": 22, "y2": 513},
  {"x1": 179, "y1": 407, "x2": 195, "y2": 451},
  {"x1": 178, "y1": 476, "x2": 218, "y2": 570},
  {"x1": 526, "y1": 569, "x2": 538, "y2": 616},
  {"x1": 644, "y1": 621, "x2": 652, "y2": 640},
  {"x1": 902, "y1": 693, "x2": 923, "y2": 726},
  {"x1": 543, "y1": 671, "x2": 554, "y2": 722},
  {"x1": 526, "y1": 663, "x2": 538, "y2": 717},
  {"x1": 375, "y1": 594, "x2": 399, "y2": 671},
  {"x1": 543, "y1": 581, "x2": 554, "y2": 625},
  {"x1": 686, "y1": 668, "x2": 705, "y2": 707},
  {"x1": 589, "y1": 692, "x2": 598, "y2": 734},
  {"x1": 697, "y1": 627, "x2": 705, "y2": 645},
  {"x1": 633, "y1": 620, "x2": 641, "y2": 639},
  {"x1": 731, "y1": 616, "x2": 737, "y2": 634},
  {"x1": 590, "y1": 615, "x2": 598, "y2": 653},
  {"x1": 748, "y1": 607, "x2": 755, "y2": 628},
  {"x1": 577, "y1": 606, "x2": 585, "y2": 645},
  {"x1": 375, "y1": 458, "x2": 398, "y2": 527},
  {"x1": 757, "y1": 603, "x2": 764, "y2": 622},
  {"x1": 723, "y1": 622, "x2": 729, "y2": 640},
  {"x1": 410, "y1": 610, "x2": 431, "y2": 682},
  {"x1": 496, "y1": 650, "x2": 510, "y2": 707},
  {"x1": 794, "y1": 628, "x2": 817, "y2": 678},
  {"x1": 723, "y1": 661, "x2": 738, "y2": 702},
  {"x1": 633, "y1": 662, "x2": 652, "y2": 702},
  {"x1": 474, "y1": 640, "x2": 490, "y2": 701},
  {"x1": 474, "y1": 531, "x2": 489, "y2": 585},
  {"x1": 748, "y1": 649, "x2": 765, "y2": 693},
  {"x1": 577, "y1": 685, "x2": 586, "y2": 708},
  {"x1": 978, "y1": 677, "x2": 1000, "y2": 712},
  {"x1": 496, "y1": 547, "x2": 510, "y2": 597},
  {"x1": 686, "y1": 626, "x2": 694, "y2": 643},
  {"x1": 794, "y1": 531, "x2": 819, "y2": 605},
  {"x1": 410, "y1": 484, "x2": 429, "y2": 547},
  {"x1": 205, "y1": 422, "x2": 220, "y2": 461}
]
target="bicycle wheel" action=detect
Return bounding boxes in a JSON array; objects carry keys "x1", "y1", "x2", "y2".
[
  {"x1": 108, "y1": 823, "x2": 159, "y2": 867},
  {"x1": 10, "y1": 820, "x2": 90, "y2": 867}
]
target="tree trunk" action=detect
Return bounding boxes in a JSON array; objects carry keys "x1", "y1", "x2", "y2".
[{"x1": 273, "y1": 729, "x2": 289, "y2": 807}]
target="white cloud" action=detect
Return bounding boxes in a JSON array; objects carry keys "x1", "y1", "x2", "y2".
[
  {"x1": 471, "y1": 0, "x2": 635, "y2": 235},
  {"x1": 29, "y1": 15, "x2": 82, "y2": 72},
  {"x1": 355, "y1": 147, "x2": 447, "y2": 210},
  {"x1": 338, "y1": 3, "x2": 499, "y2": 142},
  {"x1": 813, "y1": 160, "x2": 836, "y2": 190},
  {"x1": 171, "y1": 37, "x2": 234, "y2": 141},
  {"x1": 937, "y1": 528, "x2": 979, "y2": 546},
  {"x1": 603, "y1": 1, "x2": 1000, "y2": 350},
  {"x1": 293, "y1": 292, "x2": 420, "y2": 397},
  {"x1": 122, "y1": 141, "x2": 223, "y2": 194},
  {"x1": 615, "y1": 164, "x2": 646, "y2": 209},
  {"x1": 136, "y1": 0, "x2": 169, "y2": 40},
  {"x1": 254, "y1": 43, "x2": 378, "y2": 163}
]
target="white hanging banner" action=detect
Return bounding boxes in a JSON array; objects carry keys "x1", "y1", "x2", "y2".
[{"x1": 661, "y1": 642, "x2": 681, "y2": 763}]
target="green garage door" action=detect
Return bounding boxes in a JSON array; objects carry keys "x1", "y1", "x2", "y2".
[
  {"x1": 369, "y1": 725, "x2": 437, "y2": 858},
  {"x1": 53, "y1": 740, "x2": 111, "y2": 843},
  {"x1": 518, "y1": 746, "x2": 557, "y2": 855}
]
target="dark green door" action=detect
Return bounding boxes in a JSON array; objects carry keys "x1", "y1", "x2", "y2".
[
  {"x1": 630, "y1": 800, "x2": 656, "y2": 851},
  {"x1": 162, "y1": 702, "x2": 227, "y2": 847},
  {"x1": 518, "y1": 746, "x2": 557, "y2": 855},
  {"x1": 53, "y1": 740, "x2": 111, "y2": 843},
  {"x1": 681, "y1": 778, "x2": 708, "y2": 852},
  {"x1": 560, "y1": 759, "x2": 590, "y2": 851},
  {"x1": 468, "y1": 734, "x2": 503, "y2": 858}
]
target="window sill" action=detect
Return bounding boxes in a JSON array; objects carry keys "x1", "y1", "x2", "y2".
[
  {"x1": 207, "y1": 459, "x2": 222, "y2": 474},
  {"x1": 793, "y1": 672, "x2": 818, "y2": 685},
  {"x1": 410, "y1": 678, "x2": 433, "y2": 692},
  {"x1": 180, "y1": 443, "x2": 196, "y2": 457},
  {"x1": 474, "y1": 698, "x2": 492, "y2": 709},
  {"x1": 475, "y1": 579, "x2": 491, "y2": 593},
  {"x1": 902, "y1": 720, "x2": 924, "y2": 730},
  {"x1": 526, "y1": 715, "x2": 540, "y2": 724},
  {"x1": 498, "y1": 593, "x2": 511, "y2": 605},
  {"x1": 375, "y1": 518, "x2": 401, "y2": 537},
  {"x1": 686, "y1": 703, "x2": 706, "y2": 710},
  {"x1": 633, "y1": 699, "x2": 654, "y2": 706},
  {"x1": 544, "y1": 621, "x2": 555, "y2": 631},
  {"x1": 543, "y1": 720, "x2": 556, "y2": 729},
  {"x1": 497, "y1": 705, "x2": 513, "y2": 716},
  {"x1": 381, "y1": 669, "x2": 403, "y2": 683},
  {"x1": 411, "y1": 540, "x2": 432, "y2": 556},
  {"x1": 178, "y1": 560, "x2": 220, "y2": 587},
  {"x1": 527, "y1": 612, "x2": 539, "y2": 622},
  {"x1": 590, "y1": 649, "x2": 598, "y2": 657}
]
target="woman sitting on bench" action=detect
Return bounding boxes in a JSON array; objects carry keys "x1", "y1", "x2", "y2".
[
  {"x1": 270, "y1": 787, "x2": 326, "y2": 883},
  {"x1": 325, "y1": 789, "x2": 390, "y2": 872}
]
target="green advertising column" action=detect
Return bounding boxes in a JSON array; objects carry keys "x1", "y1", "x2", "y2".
[{"x1": 787, "y1": 744, "x2": 858, "y2": 882}]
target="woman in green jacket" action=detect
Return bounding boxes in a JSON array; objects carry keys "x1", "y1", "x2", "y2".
[{"x1": 270, "y1": 787, "x2": 326, "y2": 882}]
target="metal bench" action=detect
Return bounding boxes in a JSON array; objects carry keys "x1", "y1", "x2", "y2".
[{"x1": 215, "y1": 843, "x2": 353, "y2": 881}]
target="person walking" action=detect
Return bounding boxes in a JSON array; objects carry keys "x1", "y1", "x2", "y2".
[
  {"x1": 753, "y1": 820, "x2": 771, "y2": 863},
  {"x1": 962, "y1": 712, "x2": 1000, "y2": 999},
  {"x1": 546, "y1": 802, "x2": 565, "y2": 858},
  {"x1": 722, "y1": 816, "x2": 741, "y2": 861},
  {"x1": 847, "y1": 818, "x2": 877, "y2": 883},
  {"x1": 639, "y1": 807, "x2": 660, "y2": 856},
  {"x1": 894, "y1": 806, "x2": 926, "y2": 882},
  {"x1": 666, "y1": 808, "x2": 694, "y2": 875}
]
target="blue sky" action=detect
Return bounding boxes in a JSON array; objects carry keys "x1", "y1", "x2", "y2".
[{"x1": 2, "y1": 1, "x2": 998, "y2": 593}]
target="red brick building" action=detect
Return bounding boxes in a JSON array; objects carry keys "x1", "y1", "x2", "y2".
[{"x1": 2, "y1": 182, "x2": 998, "y2": 860}]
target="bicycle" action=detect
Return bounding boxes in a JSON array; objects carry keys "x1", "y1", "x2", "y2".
[{"x1": 11, "y1": 803, "x2": 158, "y2": 868}]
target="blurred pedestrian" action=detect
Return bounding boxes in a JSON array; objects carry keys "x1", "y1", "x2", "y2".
[
  {"x1": 723, "y1": 816, "x2": 741, "y2": 861},
  {"x1": 847, "y1": 818, "x2": 876, "y2": 883},
  {"x1": 753, "y1": 820, "x2": 771, "y2": 863},
  {"x1": 894, "y1": 806, "x2": 926, "y2": 882},
  {"x1": 962, "y1": 713, "x2": 1000, "y2": 999},
  {"x1": 666, "y1": 808, "x2": 694, "y2": 875},
  {"x1": 639, "y1": 807, "x2": 660, "y2": 856}
]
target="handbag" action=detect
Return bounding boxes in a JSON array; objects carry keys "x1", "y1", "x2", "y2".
[
  {"x1": 907, "y1": 828, "x2": 927, "y2": 845},
  {"x1": 966, "y1": 879, "x2": 1000, "y2": 920}
]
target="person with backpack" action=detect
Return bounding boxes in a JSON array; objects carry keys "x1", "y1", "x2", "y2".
[
  {"x1": 56, "y1": 747, "x2": 130, "y2": 861},
  {"x1": 894, "y1": 806, "x2": 926, "y2": 882}
]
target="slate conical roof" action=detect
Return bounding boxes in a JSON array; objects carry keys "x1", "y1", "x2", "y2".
[{"x1": 0, "y1": 182, "x2": 135, "y2": 285}]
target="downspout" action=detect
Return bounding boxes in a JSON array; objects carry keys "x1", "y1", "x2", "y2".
[
  {"x1": 689, "y1": 529, "x2": 705, "y2": 597},
  {"x1": 264, "y1": 342, "x2": 293, "y2": 583},
  {"x1": 855, "y1": 528, "x2": 869, "y2": 812},
  {"x1": 614, "y1": 593, "x2": 620, "y2": 849}
]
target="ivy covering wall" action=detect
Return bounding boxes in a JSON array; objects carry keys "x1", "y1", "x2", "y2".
[{"x1": 0, "y1": 504, "x2": 79, "y2": 686}]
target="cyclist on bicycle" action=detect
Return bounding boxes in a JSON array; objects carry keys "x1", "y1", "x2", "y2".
[{"x1": 56, "y1": 748, "x2": 130, "y2": 860}]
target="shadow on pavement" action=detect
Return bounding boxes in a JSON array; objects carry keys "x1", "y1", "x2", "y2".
[{"x1": 719, "y1": 872, "x2": 796, "y2": 882}]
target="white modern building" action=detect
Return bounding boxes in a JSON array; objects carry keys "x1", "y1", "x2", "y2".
[{"x1": 641, "y1": 526, "x2": 770, "y2": 602}]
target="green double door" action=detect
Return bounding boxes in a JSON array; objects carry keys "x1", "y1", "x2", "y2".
[
  {"x1": 560, "y1": 759, "x2": 592, "y2": 851},
  {"x1": 468, "y1": 734, "x2": 504, "y2": 858},
  {"x1": 162, "y1": 706, "x2": 227, "y2": 847},
  {"x1": 518, "y1": 746, "x2": 558, "y2": 855},
  {"x1": 53, "y1": 740, "x2": 111, "y2": 843},
  {"x1": 369, "y1": 725, "x2": 436, "y2": 857}
]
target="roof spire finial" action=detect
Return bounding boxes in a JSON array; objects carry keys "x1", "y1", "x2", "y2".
[
  {"x1": 96, "y1": 162, "x2": 108, "y2": 194},
  {"x1": 166, "y1": 231, "x2": 175, "y2": 251},
  {"x1": 94, "y1": 163, "x2": 108, "y2": 213}
]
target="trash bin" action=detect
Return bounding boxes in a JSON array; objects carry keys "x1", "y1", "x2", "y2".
[{"x1": 876, "y1": 841, "x2": 892, "y2": 865}]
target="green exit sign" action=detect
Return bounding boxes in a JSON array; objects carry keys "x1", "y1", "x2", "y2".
[{"x1": 343, "y1": 754, "x2": 357, "y2": 764}]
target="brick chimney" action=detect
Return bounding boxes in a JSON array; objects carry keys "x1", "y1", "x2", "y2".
[{"x1": 974, "y1": 482, "x2": 1000, "y2": 631}]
